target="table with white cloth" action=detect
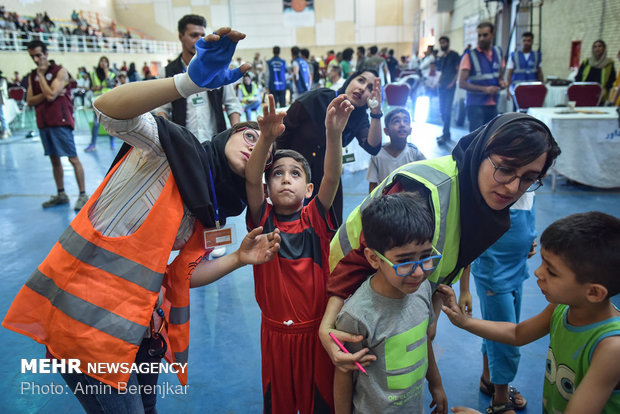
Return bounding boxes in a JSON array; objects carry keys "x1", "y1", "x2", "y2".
[{"x1": 527, "y1": 107, "x2": 620, "y2": 188}]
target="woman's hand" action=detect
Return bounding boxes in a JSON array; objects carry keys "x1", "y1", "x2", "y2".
[
  {"x1": 368, "y1": 76, "x2": 382, "y2": 113},
  {"x1": 238, "y1": 226, "x2": 280, "y2": 265},
  {"x1": 318, "y1": 326, "x2": 376, "y2": 372},
  {"x1": 458, "y1": 289, "x2": 472, "y2": 317},
  {"x1": 325, "y1": 94, "x2": 354, "y2": 136},
  {"x1": 257, "y1": 94, "x2": 286, "y2": 143}
]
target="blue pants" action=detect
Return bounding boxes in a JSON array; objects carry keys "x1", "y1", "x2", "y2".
[
  {"x1": 244, "y1": 100, "x2": 262, "y2": 121},
  {"x1": 467, "y1": 105, "x2": 498, "y2": 132},
  {"x1": 60, "y1": 338, "x2": 161, "y2": 414},
  {"x1": 474, "y1": 277, "x2": 522, "y2": 385}
]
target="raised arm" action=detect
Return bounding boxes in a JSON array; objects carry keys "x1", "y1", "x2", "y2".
[
  {"x1": 437, "y1": 284, "x2": 553, "y2": 346},
  {"x1": 317, "y1": 95, "x2": 352, "y2": 209},
  {"x1": 95, "y1": 27, "x2": 251, "y2": 120},
  {"x1": 366, "y1": 77, "x2": 383, "y2": 150},
  {"x1": 246, "y1": 95, "x2": 286, "y2": 225}
]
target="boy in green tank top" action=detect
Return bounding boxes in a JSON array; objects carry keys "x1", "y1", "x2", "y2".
[{"x1": 439, "y1": 212, "x2": 620, "y2": 414}]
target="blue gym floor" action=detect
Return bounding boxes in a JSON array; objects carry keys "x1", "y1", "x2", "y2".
[{"x1": 1, "y1": 118, "x2": 619, "y2": 413}]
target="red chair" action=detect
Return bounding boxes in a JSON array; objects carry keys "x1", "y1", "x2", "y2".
[
  {"x1": 513, "y1": 82, "x2": 547, "y2": 112},
  {"x1": 567, "y1": 82, "x2": 602, "y2": 107},
  {"x1": 384, "y1": 83, "x2": 410, "y2": 107}
]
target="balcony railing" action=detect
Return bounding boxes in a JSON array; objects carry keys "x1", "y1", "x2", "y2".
[{"x1": 0, "y1": 30, "x2": 180, "y2": 55}]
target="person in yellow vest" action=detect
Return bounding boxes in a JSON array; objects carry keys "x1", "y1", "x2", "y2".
[
  {"x1": 85, "y1": 56, "x2": 116, "y2": 152},
  {"x1": 575, "y1": 40, "x2": 616, "y2": 104},
  {"x1": 239, "y1": 72, "x2": 261, "y2": 120},
  {"x1": 3, "y1": 27, "x2": 281, "y2": 413},
  {"x1": 606, "y1": 48, "x2": 620, "y2": 106},
  {"x1": 319, "y1": 113, "x2": 561, "y2": 414}
]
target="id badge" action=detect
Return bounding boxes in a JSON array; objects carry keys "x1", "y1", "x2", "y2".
[
  {"x1": 203, "y1": 223, "x2": 237, "y2": 249},
  {"x1": 343, "y1": 153, "x2": 356, "y2": 164},
  {"x1": 192, "y1": 95, "x2": 206, "y2": 106}
]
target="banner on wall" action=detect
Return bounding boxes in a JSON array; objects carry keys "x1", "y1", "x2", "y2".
[
  {"x1": 283, "y1": 0, "x2": 315, "y2": 27},
  {"x1": 463, "y1": 14, "x2": 480, "y2": 51}
]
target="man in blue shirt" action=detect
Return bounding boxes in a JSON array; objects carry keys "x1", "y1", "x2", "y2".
[{"x1": 266, "y1": 46, "x2": 287, "y2": 108}]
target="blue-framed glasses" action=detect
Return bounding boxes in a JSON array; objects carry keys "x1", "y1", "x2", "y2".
[{"x1": 373, "y1": 247, "x2": 442, "y2": 277}]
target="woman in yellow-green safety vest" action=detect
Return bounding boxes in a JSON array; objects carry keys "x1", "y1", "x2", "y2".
[
  {"x1": 85, "y1": 56, "x2": 116, "y2": 152},
  {"x1": 576, "y1": 40, "x2": 616, "y2": 104},
  {"x1": 239, "y1": 73, "x2": 261, "y2": 121},
  {"x1": 318, "y1": 112, "x2": 561, "y2": 371}
]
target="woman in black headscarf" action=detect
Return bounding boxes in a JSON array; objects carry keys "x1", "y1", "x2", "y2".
[
  {"x1": 277, "y1": 69, "x2": 383, "y2": 223},
  {"x1": 3, "y1": 28, "x2": 281, "y2": 414},
  {"x1": 319, "y1": 112, "x2": 561, "y2": 372}
]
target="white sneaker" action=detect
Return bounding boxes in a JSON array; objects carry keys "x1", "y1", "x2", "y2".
[{"x1": 210, "y1": 246, "x2": 227, "y2": 258}]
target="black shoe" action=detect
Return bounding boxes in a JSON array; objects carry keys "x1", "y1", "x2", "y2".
[{"x1": 436, "y1": 135, "x2": 447, "y2": 145}]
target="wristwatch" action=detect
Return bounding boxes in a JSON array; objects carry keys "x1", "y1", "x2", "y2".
[{"x1": 370, "y1": 112, "x2": 383, "y2": 119}]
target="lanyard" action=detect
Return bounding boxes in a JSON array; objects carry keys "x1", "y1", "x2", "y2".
[{"x1": 208, "y1": 166, "x2": 220, "y2": 229}]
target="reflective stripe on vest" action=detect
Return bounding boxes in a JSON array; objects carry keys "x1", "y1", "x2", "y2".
[
  {"x1": 330, "y1": 156, "x2": 462, "y2": 288},
  {"x1": 512, "y1": 51, "x2": 540, "y2": 82},
  {"x1": 469, "y1": 46, "x2": 501, "y2": 81},
  {"x1": 2, "y1": 149, "x2": 185, "y2": 388},
  {"x1": 581, "y1": 60, "x2": 613, "y2": 99}
]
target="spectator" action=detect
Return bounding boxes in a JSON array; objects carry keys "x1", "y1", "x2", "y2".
[
  {"x1": 506, "y1": 32, "x2": 543, "y2": 105},
  {"x1": 0, "y1": 69, "x2": 10, "y2": 138},
  {"x1": 436, "y1": 35, "x2": 461, "y2": 144},
  {"x1": 327, "y1": 65, "x2": 344, "y2": 91},
  {"x1": 291, "y1": 45, "x2": 310, "y2": 99},
  {"x1": 356, "y1": 46, "x2": 366, "y2": 71},
  {"x1": 341, "y1": 47, "x2": 354, "y2": 79},
  {"x1": 576, "y1": 39, "x2": 616, "y2": 104},
  {"x1": 385, "y1": 49, "x2": 400, "y2": 82},
  {"x1": 127, "y1": 62, "x2": 140, "y2": 82},
  {"x1": 238, "y1": 73, "x2": 261, "y2": 121},
  {"x1": 266, "y1": 46, "x2": 287, "y2": 108},
  {"x1": 85, "y1": 56, "x2": 116, "y2": 152}
]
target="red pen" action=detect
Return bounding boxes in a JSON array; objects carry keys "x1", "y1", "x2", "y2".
[{"x1": 329, "y1": 332, "x2": 368, "y2": 375}]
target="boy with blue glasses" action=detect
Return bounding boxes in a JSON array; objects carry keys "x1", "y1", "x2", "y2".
[{"x1": 334, "y1": 192, "x2": 448, "y2": 413}]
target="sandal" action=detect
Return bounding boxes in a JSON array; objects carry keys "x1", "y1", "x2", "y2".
[
  {"x1": 509, "y1": 386, "x2": 527, "y2": 409},
  {"x1": 485, "y1": 401, "x2": 516, "y2": 414},
  {"x1": 480, "y1": 376, "x2": 495, "y2": 396}
]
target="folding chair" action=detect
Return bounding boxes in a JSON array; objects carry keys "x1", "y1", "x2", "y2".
[
  {"x1": 513, "y1": 82, "x2": 547, "y2": 112},
  {"x1": 567, "y1": 82, "x2": 602, "y2": 107},
  {"x1": 384, "y1": 83, "x2": 410, "y2": 107}
]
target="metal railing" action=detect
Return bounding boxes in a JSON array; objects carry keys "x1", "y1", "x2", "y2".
[{"x1": 0, "y1": 30, "x2": 180, "y2": 55}]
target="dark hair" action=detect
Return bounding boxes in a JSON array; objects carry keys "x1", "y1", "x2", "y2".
[
  {"x1": 301, "y1": 48, "x2": 310, "y2": 59},
  {"x1": 231, "y1": 120, "x2": 259, "y2": 131},
  {"x1": 362, "y1": 193, "x2": 434, "y2": 254},
  {"x1": 266, "y1": 149, "x2": 311, "y2": 183},
  {"x1": 273, "y1": 46, "x2": 280, "y2": 55},
  {"x1": 522, "y1": 32, "x2": 534, "y2": 39},
  {"x1": 95, "y1": 56, "x2": 109, "y2": 83},
  {"x1": 477, "y1": 22, "x2": 494, "y2": 33},
  {"x1": 328, "y1": 50, "x2": 335, "y2": 54},
  {"x1": 484, "y1": 119, "x2": 561, "y2": 178},
  {"x1": 369, "y1": 45, "x2": 378, "y2": 55},
  {"x1": 439, "y1": 35, "x2": 450, "y2": 43},
  {"x1": 341, "y1": 69, "x2": 379, "y2": 96},
  {"x1": 329, "y1": 65, "x2": 342, "y2": 76},
  {"x1": 540, "y1": 212, "x2": 620, "y2": 297},
  {"x1": 178, "y1": 14, "x2": 206, "y2": 34},
  {"x1": 593, "y1": 39, "x2": 606, "y2": 49},
  {"x1": 342, "y1": 48, "x2": 354, "y2": 61},
  {"x1": 384, "y1": 108, "x2": 410, "y2": 128},
  {"x1": 388, "y1": 49, "x2": 394, "y2": 56},
  {"x1": 357, "y1": 46, "x2": 365, "y2": 54},
  {"x1": 291, "y1": 46, "x2": 300, "y2": 57},
  {"x1": 26, "y1": 39, "x2": 47, "y2": 53}
]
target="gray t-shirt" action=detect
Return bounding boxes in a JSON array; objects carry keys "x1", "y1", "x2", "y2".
[{"x1": 335, "y1": 276, "x2": 434, "y2": 413}]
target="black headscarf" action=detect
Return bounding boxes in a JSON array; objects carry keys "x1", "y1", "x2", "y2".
[
  {"x1": 111, "y1": 117, "x2": 246, "y2": 228},
  {"x1": 450, "y1": 112, "x2": 552, "y2": 277}
]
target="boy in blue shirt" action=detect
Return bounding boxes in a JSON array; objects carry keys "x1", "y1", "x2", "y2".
[
  {"x1": 440, "y1": 212, "x2": 620, "y2": 414},
  {"x1": 334, "y1": 192, "x2": 448, "y2": 413}
]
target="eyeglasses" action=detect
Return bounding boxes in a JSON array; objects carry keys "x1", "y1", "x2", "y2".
[
  {"x1": 236, "y1": 127, "x2": 273, "y2": 167},
  {"x1": 373, "y1": 247, "x2": 442, "y2": 277},
  {"x1": 487, "y1": 157, "x2": 543, "y2": 192}
]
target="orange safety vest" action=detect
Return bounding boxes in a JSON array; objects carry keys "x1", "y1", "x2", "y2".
[{"x1": 1, "y1": 150, "x2": 203, "y2": 388}]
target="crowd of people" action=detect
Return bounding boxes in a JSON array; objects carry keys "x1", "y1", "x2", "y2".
[{"x1": 1, "y1": 12, "x2": 620, "y2": 414}]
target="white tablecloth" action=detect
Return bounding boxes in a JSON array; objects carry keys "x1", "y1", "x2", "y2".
[{"x1": 527, "y1": 107, "x2": 620, "y2": 188}]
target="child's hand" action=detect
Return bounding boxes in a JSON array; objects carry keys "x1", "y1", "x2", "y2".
[
  {"x1": 428, "y1": 384, "x2": 448, "y2": 414},
  {"x1": 325, "y1": 95, "x2": 354, "y2": 136},
  {"x1": 257, "y1": 94, "x2": 286, "y2": 143},
  {"x1": 238, "y1": 227, "x2": 280, "y2": 265},
  {"x1": 436, "y1": 284, "x2": 469, "y2": 328},
  {"x1": 176, "y1": 27, "x2": 252, "y2": 98}
]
